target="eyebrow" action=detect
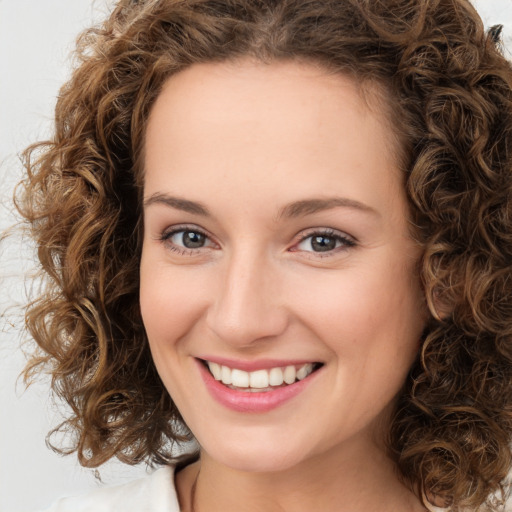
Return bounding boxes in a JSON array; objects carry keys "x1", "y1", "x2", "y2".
[
  {"x1": 143, "y1": 193, "x2": 379, "y2": 219},
  {"x1": 144, "y1": 193, "x2": 211, "y2": 216},
  {"x1": 277, "y1": 197, "x2": 379, "y2": 219}
]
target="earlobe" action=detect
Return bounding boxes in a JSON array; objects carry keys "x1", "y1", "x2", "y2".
[{"x1": 424, "y1": 489, "x2": 453, "y2": 509}]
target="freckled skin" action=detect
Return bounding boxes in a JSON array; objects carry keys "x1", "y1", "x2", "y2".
[{"x1": 140, "y1": 59, "x2": 427, "y2": 512}]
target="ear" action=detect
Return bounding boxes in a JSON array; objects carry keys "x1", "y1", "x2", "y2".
[{"x1": 425, "y1": 489, "x2": 453, "y2": 509}]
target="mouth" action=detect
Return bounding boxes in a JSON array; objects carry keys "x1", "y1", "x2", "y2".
[{"x1": 199, "y1": 359, "x2": 324, "y2": 393}]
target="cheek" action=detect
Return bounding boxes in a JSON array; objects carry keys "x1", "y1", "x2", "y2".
[
  {"x1": 293, "y1": 257, "x2": 425, "y2": 374},
  {"x1": 139, "y1": 249, "x2": 212, "y2": 324},
  {"x1": 139, "y1": 258, "x2": 208, "y2": 398},
  {"x1": 139, "y1": 258, "x2": 210, "y2": 345},
  {"x1": 298, "y1": 266, "x2": 421, "y2": 331}
]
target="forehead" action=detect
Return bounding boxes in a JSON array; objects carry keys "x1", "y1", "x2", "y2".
[
  {"x1": 143, "y1": 59, "x2": 407, "y2": 224},
  {"x1": 145, "y1": 58, "x2": 400, "y2": 167}
]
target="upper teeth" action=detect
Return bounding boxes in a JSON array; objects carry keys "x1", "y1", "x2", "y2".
[{"x1": 207, "y1": 361, "x2": 315, "y2": 389}]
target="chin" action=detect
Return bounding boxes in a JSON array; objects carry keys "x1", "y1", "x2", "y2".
[{"x1": 202, "y1": 435, "x2": 310, "y2": 474}]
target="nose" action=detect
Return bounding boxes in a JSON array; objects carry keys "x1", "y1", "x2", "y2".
[{"x1": 206, "y1": 249, "x2": 289, "y2": 348}]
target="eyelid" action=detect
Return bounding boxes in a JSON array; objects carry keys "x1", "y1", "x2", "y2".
[
  {"x1": 296, "y1": 227, "x2": 356, "y2": 241},
  {"x1": 161, "y1": 224, "x2": 211, "y2": 241}
]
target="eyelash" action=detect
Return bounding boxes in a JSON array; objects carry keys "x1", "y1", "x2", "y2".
[
  {"x1": 293, "y1": 228, "x2": 356, "y2": 257},
  {"x1": 159, "y1": 225, "x2": 356, "y2": 258},
  {"x1": 160, "y1": 225, "x2": 214, "y2": 256}
]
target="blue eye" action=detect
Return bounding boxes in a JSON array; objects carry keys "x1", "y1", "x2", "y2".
[
  {"x1": 171, "y1": 230, "x2": 206, "y2": 248},
  {"x1": 161, "y1": 227, "x2": 214, "y2": 253},
  {"x1": 159, "y1": 226, "x2": 355, "y2": 257},
  {"x1": 295, "y1": 230, "x2": 355, "y2": 254}
]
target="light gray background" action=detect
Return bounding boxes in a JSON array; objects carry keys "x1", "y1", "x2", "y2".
[{"x1": 1, "y1": 1, "x2": 512, "y2": 511}]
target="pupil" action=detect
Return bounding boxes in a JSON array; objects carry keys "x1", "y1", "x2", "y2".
[
  {"x1": 183, "y1": 231, "x2": 205, "y2": 248},
  {"x1": 311, "y1": 235, "x2": 336, "y2": 252}
]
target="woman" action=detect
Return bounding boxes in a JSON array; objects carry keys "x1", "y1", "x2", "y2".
[{"x1": 17, "y1": 0, "x2": 512, "y2": 510}]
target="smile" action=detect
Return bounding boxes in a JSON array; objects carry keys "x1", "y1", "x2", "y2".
[
  {"x1": 197, "y1": 358, "x2": 324, "y2": 412},
  {"x1": 205, "y1": 361, "x2": 318, "y2": 392}
]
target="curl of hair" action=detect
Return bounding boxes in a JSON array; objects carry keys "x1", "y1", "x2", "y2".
[{"x1": 16, "y1": 0, "x2": 512, "y2": 508}]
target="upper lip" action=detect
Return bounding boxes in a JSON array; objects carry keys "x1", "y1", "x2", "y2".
[{"x1": 196, "y1": 356, "x2": 321, "y2": 372}]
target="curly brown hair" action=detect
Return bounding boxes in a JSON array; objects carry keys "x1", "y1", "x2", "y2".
[{"x1": 16, "y1": 0, "x2": 512, "y2": 509}]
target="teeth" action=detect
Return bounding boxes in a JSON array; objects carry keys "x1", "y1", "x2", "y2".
[
  {"x1": 269, "y1": 367, "x2": 284, "y2": 386},
  {"x1": 283, "y1": 365, "x2": 296, "y2": 384},
  {"x1": 231, "y1": 369, "x2": 249, "y2": 388},
  {"x1": 209, "y1": 362, "x2": 222, "y2": 380},
  {"x1": 249, "y1": 369, "x2": 269, "y2": 388},
  {"x1": 221, "y1": 365, "x2": 232, "y2": 385},
  {"x1": 296, "y1": 363, "x2": 313, "y2": 380},
  {"x1": 206, "y1": 361, "x2": 316, "y2": 390}
]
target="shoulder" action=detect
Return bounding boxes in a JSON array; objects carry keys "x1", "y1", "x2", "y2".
[{"x1": 39, "y1": 466, "x2": 180, "y2": 512}]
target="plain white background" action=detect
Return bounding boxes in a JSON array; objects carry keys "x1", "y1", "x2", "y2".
[{"x1": 1, "y1": 1, "x2": 512, "y2": 511}]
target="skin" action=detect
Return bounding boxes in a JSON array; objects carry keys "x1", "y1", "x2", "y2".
[{"x1": 140, "y1": 59, "x2": 428, "y2": 512}]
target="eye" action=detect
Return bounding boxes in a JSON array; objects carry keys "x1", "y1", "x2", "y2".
[
  {"x1": 160, "y1": 226, "x2": 216, "y2": 254},
  {"x1": 293, "y1": 229, "x2": 356, "y2": 255}
]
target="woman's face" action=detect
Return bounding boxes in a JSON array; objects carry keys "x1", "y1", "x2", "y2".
[{"x1": 140, "y1": 59, "x2": 426, "y2": 472}]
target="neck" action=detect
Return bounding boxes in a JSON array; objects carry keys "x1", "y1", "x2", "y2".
[{"x1": 176, "y1": 438, "x2": 427, "y2": 512}]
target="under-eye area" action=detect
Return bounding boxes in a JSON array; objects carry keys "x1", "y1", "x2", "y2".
[{"x1": 199, "y1": 359, "x2": 324, "y2": 392}]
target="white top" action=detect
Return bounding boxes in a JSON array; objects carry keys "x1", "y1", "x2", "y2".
[
  {"x1": 38, "y1": 464, "x2": 453, "y2": 512},
  {"x1": 40, "y1": 466, "x2": 180, "y2": 512}
]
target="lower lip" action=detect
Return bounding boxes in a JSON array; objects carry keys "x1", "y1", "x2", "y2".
[{"x1": 196, "y1": 360, "x2": 321, "y2": 413}]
